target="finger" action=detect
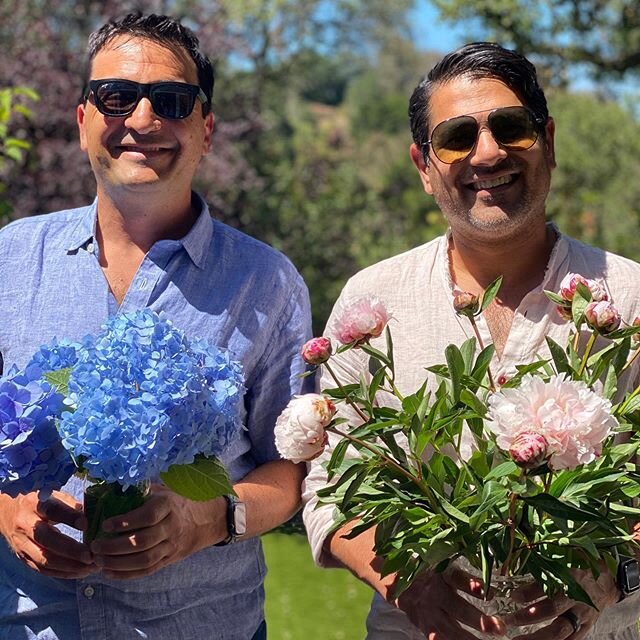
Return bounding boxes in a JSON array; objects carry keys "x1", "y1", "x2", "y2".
[
  {"x1": 36, "y1": 495, "x2": 87, "y2": 530},
  {"x1": 504, "y1": 592, "x2": 571, "y2": 627},
  {"x1": 95, "y1": 539, "x2": 173, "y2": 573},
  {"x1": 31, "y1": 521, "x2": 95, "y2": 564},
  {"x1": 91, "y1": 520, "x2": 167, "y2": 556},
  {"x1": 511, "y1": 606, "x2": 593, "y2": 640},
  {"x1": 441, "y1": 589, "x2": 507, "y2": 635},
  {"x1": 443, "y1": 566, "x2": 487, "y2": 598},
  {"x1": 511, "y1": 580, "x2": 545, "y2": 604},
  {"x1": 101, "y1": 494, "x2": 170, "y2": 534}
]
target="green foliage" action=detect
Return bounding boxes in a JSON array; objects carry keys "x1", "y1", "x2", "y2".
[
  {"x1": 0, "y1": 85, "x2": 38, "y2": 220},
  {"x1": 547, "y1": 91, "x2": 640, "y2": 261},
  {"x1": 432, "y1": 0, "x2": 640, "y2": 80},
  {"x1": 316, "y1": 292, "x2": 640, "y2": 604},
  {"x1": 160, "y1": 455, "x2": 235, "y2": 500}
]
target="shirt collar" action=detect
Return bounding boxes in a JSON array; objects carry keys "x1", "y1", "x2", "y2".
[{"x1": 64, "y1": 193, "x2": 213, "y2": 270}]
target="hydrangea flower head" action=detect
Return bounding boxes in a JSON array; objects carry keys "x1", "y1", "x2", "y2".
[
  {"x1": 0, "y1": 367, "x2": 75, "y2": 497},
  {"x1": 57, "y1": 309, "x2": 245, "y2": 487},
  {"x1": 486, "y1": 373, "x2": 617, "y2": 470}
]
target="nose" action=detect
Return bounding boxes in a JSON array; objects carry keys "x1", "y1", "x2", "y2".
[
  {"x1": 123, "y1": 97, "x2": 161, "y2": 133},
  {"x1": 469, "y1": 125, "x2": 507, "y2": 167}
]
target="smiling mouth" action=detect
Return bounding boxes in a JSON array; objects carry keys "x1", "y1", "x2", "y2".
[{"x1": 469, "y1": 174, "x2": 517, "y2": 191}]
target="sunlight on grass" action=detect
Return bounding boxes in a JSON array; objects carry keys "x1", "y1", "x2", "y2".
[{"x1": 263, "y1": 532, "x2": 372, "y2": 639}]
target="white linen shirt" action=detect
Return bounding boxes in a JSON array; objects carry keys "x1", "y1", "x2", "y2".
[{"x1": 303, "y1": 227, "x2": 640, "y2": 640}]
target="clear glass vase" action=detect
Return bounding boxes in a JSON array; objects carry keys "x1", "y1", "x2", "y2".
[
  {"x1": 451, "y1": 558, "x2": 547, "y2": 639},
  {"x1": 83, "y1": 480, "x2": 150, "y2": 543}
]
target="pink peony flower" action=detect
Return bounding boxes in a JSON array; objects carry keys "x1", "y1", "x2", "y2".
[
  {"x1": 301, "y1": 337, "x2": 332, "y2": 365},
  {"x1": 274, "y1": 394, "x2": 336, "y2": 464},
  {"x1": 509, "y1": 431, "x2": 548, "y2": 469},
  {"x1": 585, "y1": 300, "x2": 621, "y2": 334},
  {"x1": 558, "y1": 273, "x2": 608, "y2": 304},
  {"x1": 453, "y1": 291, "x2": 479, "y2": 317},
  {"x1": 486, "y1": 374, "x2": 617, "y2": 470},
  {"x1": 333, "y1": 298, "x2": 390, "y2": 345}
]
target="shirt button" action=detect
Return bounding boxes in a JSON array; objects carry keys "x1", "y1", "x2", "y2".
[
  {"x1": 83, "y1": 585, "x2": 95, "y2": 599},
  {"x1": 497, "y1": 375, "x2": 508, "y2": 386},
  {"x1": 86, "y1": 243, "x2": 95, "y2": 254}
]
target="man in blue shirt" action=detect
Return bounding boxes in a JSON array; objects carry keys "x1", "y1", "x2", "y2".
[{"x1": 0, "y1": 13, "x2": 311, "y2": 639}]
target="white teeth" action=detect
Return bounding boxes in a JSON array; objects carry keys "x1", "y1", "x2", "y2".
[{"x1": 474, "y1": 175, "x2": 513, "y2": 190}]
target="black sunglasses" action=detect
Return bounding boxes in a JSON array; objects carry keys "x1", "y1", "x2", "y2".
[
  {"x1": 424, "y1": 106, "x2": 544, "y2": 165},
  {"x1": 85, "y1": 79, "x2": 208, "y2": 120}
]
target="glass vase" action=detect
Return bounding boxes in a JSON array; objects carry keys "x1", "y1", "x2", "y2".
[
  {"x1": 83, "y1": 480, "x2": 150, "y2": 544},
  {"x1": 451, "y1": 557, "x2": 547, "y2": 639}
]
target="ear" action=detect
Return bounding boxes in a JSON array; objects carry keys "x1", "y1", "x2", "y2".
[
  {"x1": 202, "y1": 112, "x2": 215, "y2": 154},
  {"x1": 543, "y1": 117, "x2": 556, "y2": 169},
  {"x1": 77, "y1": 103, "x2": 88, "y2": 152},
  {"x1": 409, "y1": 143, "x2": 434, "y2": 195}
]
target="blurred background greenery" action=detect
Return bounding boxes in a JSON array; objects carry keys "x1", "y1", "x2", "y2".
[{"x1": 1, "y1": 1, "x2": 639, "y2": 637}]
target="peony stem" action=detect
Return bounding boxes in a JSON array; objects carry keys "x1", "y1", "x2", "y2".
[
  {"x1": 327, "y1": 425, "x2": 443, "y2": 514},
  {"x1": 469, "y1": 316, "x2": 496, "y2": 391},
  {"x1": 621, "y1": 345, "x2": 640, "y2": 375},
  {"x1": 577, "y1": 331, "x2": 598, "y2": 377},
  {"x1": 500, "y1": 488, "x2": 520, "y2": 577},
  {"x1": 324, "y1": 361, "x2": 370, "y2": 423}
]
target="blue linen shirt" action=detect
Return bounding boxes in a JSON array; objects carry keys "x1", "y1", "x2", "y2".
[{"x1": 0, "y1": 194, "x2": 313, "y2": 640}]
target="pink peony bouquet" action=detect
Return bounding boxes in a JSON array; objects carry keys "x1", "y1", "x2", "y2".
[{"x1": 275, "y1": 277, "x2": 640, "y2": 611}]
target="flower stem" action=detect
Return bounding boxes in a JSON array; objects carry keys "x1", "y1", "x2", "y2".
[
  {"x1": 327, "y1": 425, "x2": 443, "y2": 514},
  {"x1": 324, "y1": 361, "x2": 370, "y2": 423},
  {"x1": 577, "y1": 331, "x2": 598, "y2": 377},
  {"x1": 500, "y1": 489, "x2": 520, "y2": 577},
  {"x1": 469, "y1": 316, "x2": 495, "y2": 391},
  {"x1": 621, "y1": 345, "x2": 640, "y2": 375}
]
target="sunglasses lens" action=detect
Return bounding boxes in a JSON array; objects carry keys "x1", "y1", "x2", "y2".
[
  {"x1": 95, "y1": 82, "x2": 139, "y2": 116},
  {"x1": 152, "y1": 86, "x2": 197, "y2": 119},
  {"x1": 431, "y1": 116, "x2": 478, "y2": 164},
  {"x1": 489, "y1": 107, "x2": 538, "y2": 149}
]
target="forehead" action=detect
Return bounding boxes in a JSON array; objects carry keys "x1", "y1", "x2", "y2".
[
  {"x1": 90, "y1": 36, "x2": 198, "y2": 84},
  {"x1": 429, "y1": 76, "x2": 524, "y2": 128}
]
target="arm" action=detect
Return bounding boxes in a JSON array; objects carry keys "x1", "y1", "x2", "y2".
[{"x1": 0, "y1": 490, "x2": 97, "y2": 579}]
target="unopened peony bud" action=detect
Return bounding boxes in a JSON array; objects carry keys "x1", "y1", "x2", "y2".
[
  {"x1": 453, "y1": 291, "x2": 479, "y2": 317},
  {"x1": 509, "y1": 431, "x2": 548, "y2": 469},
  {"x1": 585, "y1": 300, "x2": 621, "y2": 334},
  {"x1": 558, "y1": 273, "x2": 608, "y2": 304},
  {"x1": 274, "y1": 394, "x2": 336, "y2": 464},
  {"x1": 333, "y1": 298, "x2": 390, "y2": 345},
  {"x1": 633, "y1": 317, "x2": 640, "y2": 344},
  {"x1": 301, "y1": 337, "x2": 332, "y2": 365},
  {"x1": 556, "y1": 304, "x2": 573, "y2": 321}
]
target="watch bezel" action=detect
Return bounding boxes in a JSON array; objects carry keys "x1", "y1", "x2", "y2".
[{"x1": 617, "y1": 556, "x2": 640, "y2": 598}]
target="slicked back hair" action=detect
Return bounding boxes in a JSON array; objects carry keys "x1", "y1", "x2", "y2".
[
  {"x1": 85, "y1": 12, "x2": 214, "y2": 115},
  {"x1": 409, "y1": 42, "x2": 549, "y2": 159}
]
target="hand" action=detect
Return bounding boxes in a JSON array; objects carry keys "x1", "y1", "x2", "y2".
[
  {"x1": 506, "y1": 566, "x2": 619, "y2": 639},
  {"x1": 394, "y1": 565, "x2": 506, "y2": 639},
  {"x1": 0, "y1": 491, "x2": 97, "y2": 579},
  {"x1": 90, "y1": 483, "x2": 226, "y2": 579}
]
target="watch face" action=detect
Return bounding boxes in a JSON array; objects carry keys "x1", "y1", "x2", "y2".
[
  {"x1": 624, "y1": 559, "x2": 640, "y2": 593},
  {"x1": 232, "y1": 501, "x2": 247, "y2": 537}
]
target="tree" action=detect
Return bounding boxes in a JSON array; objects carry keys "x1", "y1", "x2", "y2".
[{"x1": 432, "y1": 0, "x2": 640, "y2": 83}]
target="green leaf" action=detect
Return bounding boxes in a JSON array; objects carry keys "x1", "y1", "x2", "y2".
[
  {"x1": 545, "y1": 336, "x2": 570, "y2": 375},
  {"x1": 385, "y1": 326, "x2": 394, "y2": 375},
  {"x1": 471, "y1": 344, "x2": 495, "y2": 382},
  {"x1": 485, "y1": 460, "x2": 518, "y2": 481},
  {"x1": 522, "y1": 494, "x2": 604, "y2": 522},
  {"x1": 43, "y1": 367, "x2": 72, "y2": 397},
  {"x1": 445, "y1": 344, "x2": 465, "y2": 403},
  {"x1": 160, "y1": 455, "x2": 234, "y2": 501},
  {"x1": 440, "y1": 498, "x2": 470, "y2": 523},
  {"x1": 480, "y1": 276, "x2": 503, "y2": 312},
  {"x1": 360, "y1": 343, "x2": 391, "y2": 367},
  {"x1": 460, "y1": 337, "x2": 477, "y2": 374},
  {"x1": 459, "y1": 388, "x2": 486, "y2": 415},
  {"x1": 544, "y1": 290, "x2": 567, "y2": 305},
  {"x1": 571, "y1": 290, "x2": 589, "y2": 325}
]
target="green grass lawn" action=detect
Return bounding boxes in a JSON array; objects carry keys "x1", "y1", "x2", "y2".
[{"x1": 263, "y1": 532, "x2": 372, "y2": 639}]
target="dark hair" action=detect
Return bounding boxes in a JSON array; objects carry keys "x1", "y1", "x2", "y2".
[
  {"x1": 409, "y1": 42, "x2": 549, "y2": 156},
  {"x1": 86, "y1": 12, "x2": 214, "y2": 115}
]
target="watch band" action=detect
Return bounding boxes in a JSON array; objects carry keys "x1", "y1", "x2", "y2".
[
  {"x1": 617, "y1": 555, "x2": 640, "y2": 600},
  {"x1": 214, "y1": 495, "x2": 246, "y2": 546}
]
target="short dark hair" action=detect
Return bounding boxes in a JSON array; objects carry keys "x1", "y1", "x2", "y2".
[
  {"x1": 409, "y1": 42, "x2": 549, "y2": 157},
  {"x1": 86, "y1": 12, "x2": 214, "y2": 115}
]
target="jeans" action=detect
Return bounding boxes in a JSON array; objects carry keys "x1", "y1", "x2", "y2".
[{"x1": 251, "y1": 621, "x2": 267, "y2": 640}]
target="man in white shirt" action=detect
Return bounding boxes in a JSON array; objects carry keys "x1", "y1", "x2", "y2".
[{"x1": 303, "y1": 42, "x2": 640, "y2": 640}]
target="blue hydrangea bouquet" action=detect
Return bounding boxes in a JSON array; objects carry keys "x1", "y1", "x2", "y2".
[{"x1": 0, "y1": 309, "x2": 245, "y2": 541}]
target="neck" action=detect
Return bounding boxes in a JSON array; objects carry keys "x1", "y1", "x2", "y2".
[
  {"x1": 448, "y1": 222, "x2": 556, "y2": 309},
  {"x1": 95, "y1": 187, "x2": 198, "y2": 254}
]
